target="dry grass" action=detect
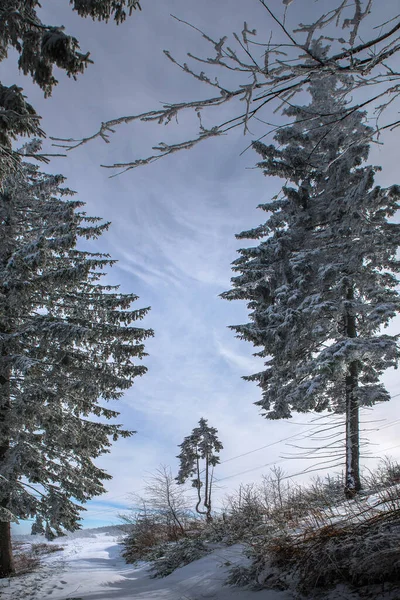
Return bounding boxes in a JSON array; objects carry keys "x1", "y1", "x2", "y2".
[
  {"x1": 285, "y1": 491, "x2": 400, "y2": 593},
  {"x1": 31, "y1": 542, "x2": 64, "y2": 555},
  {"x1": 225, "y1": 461, "x2": 400, "y2": 596},
  {"x1": 11, "y1": 541, "x2": 64, "y2": 576}
]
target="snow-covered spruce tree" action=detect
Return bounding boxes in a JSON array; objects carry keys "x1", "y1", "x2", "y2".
[
  {"x1": 176, "y1": 418, "x2": 222, "y2": 522},
  {"x1": 222, "y1": 68, "x2": 400, "y2": 498},
  {"x1": 0, "y1": 147, "x2": 153, "y2": 577}
]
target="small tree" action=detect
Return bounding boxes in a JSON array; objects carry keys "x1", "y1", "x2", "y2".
[
  {"x1": 0, "y1": 147, "x2": 153, "y2": 577},
  {"x1": 121, "y1": 465, "x2": 191, "y2": 562},
  {"x1": 176, "y1": 418, "x2": 223, "y2": 521},
  {"x1": 222, "y1": 67, "x2": 400, "y2": 498},
  {"x1": 143, "y1": 465, "x2": 191, "y2": 538}
]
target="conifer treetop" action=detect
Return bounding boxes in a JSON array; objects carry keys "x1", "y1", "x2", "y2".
[{"x1": 1, "y1": 1, "x2": 142, "y2": 96}]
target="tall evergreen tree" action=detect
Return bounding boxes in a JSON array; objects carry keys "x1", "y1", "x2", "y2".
[
  {"x1": 222, "y1": 68, "x2": 400, "y2": 498},
  {"x1": 176, "y1": 418, "x2": 223, "y2": 521},
  {"x1": 0, "y1": 145, "x2": 153, "y2": 577}
]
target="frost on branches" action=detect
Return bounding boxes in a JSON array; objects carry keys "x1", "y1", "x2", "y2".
[
  {"x1": 222, "y1": 61, "x2": 400, "y2": 497},
  {"x1": 0, "y1": 146, "x2": 153, "y2": 576}
]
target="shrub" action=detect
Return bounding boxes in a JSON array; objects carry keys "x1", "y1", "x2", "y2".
[
  {"x1": 13, "y1": 550, "x2": 41, "y2": 576},
  {"x1": 11, "y1": 541, "x2": 64, "y2": 576},
  {"x1": 363, "y1": 457, "x2": 400, "y2": 490},
  {"x1": 149, "y1": 538, "x2": 211, "y2": 578},
  {"x1": 121, "y1": 516, "x2": 168, "y2": 563},
  {"x1": 31, "y1": 543, "x2": 64, "y2": 555},
  {"x1": 292, "y1": 511, "x2": 400, "y2": 593},
  {"x1": 224, "y1": 462, "x2": 400, "y2": 596}
]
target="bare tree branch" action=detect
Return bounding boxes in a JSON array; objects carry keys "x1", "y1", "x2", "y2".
[{"x1": 50, "y1": 0, "x2": 400, "y2": 175}]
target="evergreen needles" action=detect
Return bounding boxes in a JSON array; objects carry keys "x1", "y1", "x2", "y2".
[
  {"x1": 222, "y1": 66, "x2": 400, "y2": 497},
  {"x1": 0, "y1": 151, "x2": 153, "y2": 575}
]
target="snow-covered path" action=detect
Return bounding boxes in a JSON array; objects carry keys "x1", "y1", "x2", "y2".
[{"x1": 0, "y1": 533, "x2": 292, "y2": 600}]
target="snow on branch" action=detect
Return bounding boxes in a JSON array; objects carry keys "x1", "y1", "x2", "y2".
[{"x1": 51, "y1": 0, "x2": 400, "y2": 175}]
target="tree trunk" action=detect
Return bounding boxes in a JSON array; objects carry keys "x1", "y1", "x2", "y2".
[
  {"x1": 165, "y1": 476, "x2": 185, "y2": 536},
  {"x1": 344, "y1": 286, "x2": 361, "y2": 499},
  {"x1": 344, "y1": 360, "x2": 361, "y2": 498},
  {"x1": 0, "y1": 388, "x2": 14, "y2": 577},
  {"x1": 0, "y1": 376, "x2": 14, "y2": 578},
  {"x1": 0, "y1": 196, "x2": 14, "y2": 577},
  {"x1": 0, "y1": 518, "x2": 14, "y2": 578},
  {"x1": 194, "y1": 456, "x2": 206, "y2": 517},
  {"x1": 204, "y1": 454, "x2": 209, "y2": 510},
  {"x1": 206, "y1": 468, "x2": 214, "y2": 523}
]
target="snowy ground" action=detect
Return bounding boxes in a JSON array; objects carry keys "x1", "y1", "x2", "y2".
[{"x1": 0, "y1": 531, "x2": 293, "y2": 600}]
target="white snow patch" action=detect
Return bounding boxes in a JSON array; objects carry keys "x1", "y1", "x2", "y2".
[{"x1": 0, "y1": 532, "x2": 292, "y2": 600}]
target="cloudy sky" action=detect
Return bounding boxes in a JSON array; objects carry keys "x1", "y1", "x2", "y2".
[{"x1": 5, "y1": 0, "x2": 400, "y2": 531}]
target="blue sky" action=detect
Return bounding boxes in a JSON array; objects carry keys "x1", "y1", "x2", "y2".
[{"x1": 5, "y1": 0, "x2": 400, "y2": 532}]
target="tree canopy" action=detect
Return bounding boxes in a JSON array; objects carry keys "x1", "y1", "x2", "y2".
[{"x1": 176, "y1": 418, "x2": 223, "y2": 520}]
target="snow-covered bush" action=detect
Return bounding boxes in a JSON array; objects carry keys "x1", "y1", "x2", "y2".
[
  {"x1": 149, "y1": 538, "x2": 211, "y2": 578},
  {"x1": 226, "y1": 467, "x2": 400, "y2": 595},
  {"x1": 121, "y1": 466, "x2": 193, "y2": 563},
  {"x1": 227, "y1": 555, "x2": 289, "y2": 592},
  {"x1": 121, "y1": 514, "x2": 168, "y2": 563},
  {"x1": 205, "y1": 484, "x2": 266, "y2": 545},
  {"x1": 294, "y1": 516, "x2": 400, "y2": 593},
  {"x1": 363, "y1": 457, "x2": 400, "y2": 490},
  {"x1": 121, "y1": 511, "x2": 202, "y2": 565},
  {"x1": 203, "y1": 469, "x2": 348, "y2": 551}
]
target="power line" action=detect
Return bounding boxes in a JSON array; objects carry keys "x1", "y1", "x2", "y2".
[
  {"x1": 219, "y1": 397, "x2": 400, "y2": 467},
  {"x1": 214, "y1": 401, "x2": 400, "y2": 484},
  {"x1": 214, "y1": 458, "x2": 287, "y2": 483},
  {"x1": 219, "y1": 414, "x2": 343, "y2": 465}
]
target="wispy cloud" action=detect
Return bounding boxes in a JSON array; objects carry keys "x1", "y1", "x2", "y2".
[{"x1": 214, "y1": 333, "x2": 263, "y2": 373}]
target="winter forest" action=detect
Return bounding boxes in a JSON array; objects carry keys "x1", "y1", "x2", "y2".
[{"x1": 1, "y1": 1, "x2": 400, "y2": 599}]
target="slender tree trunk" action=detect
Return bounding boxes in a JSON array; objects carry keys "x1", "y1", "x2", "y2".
[
  {"x1": 194, "y1": 456, "x2": 206, "y2": 517},
  {"x1": 204, "y1": 454, "x2": 209, "y2": 509},
  {"x1": 165, "y1": 477, "x2": 185, "y2": 536},
  {"x1": 344, "y1": 286, "x2": 361, "y2": 499},
  {"x1": 206, "y1": 468, "x2": 214, "y2": 523},
  {"x1": 204, "y1": 455, "x2": 213, "y2": 522}
]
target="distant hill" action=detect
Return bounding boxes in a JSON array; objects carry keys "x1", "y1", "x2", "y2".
[{"x1": 12, "y1": 524, "x2": 132, "y2": 542}]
